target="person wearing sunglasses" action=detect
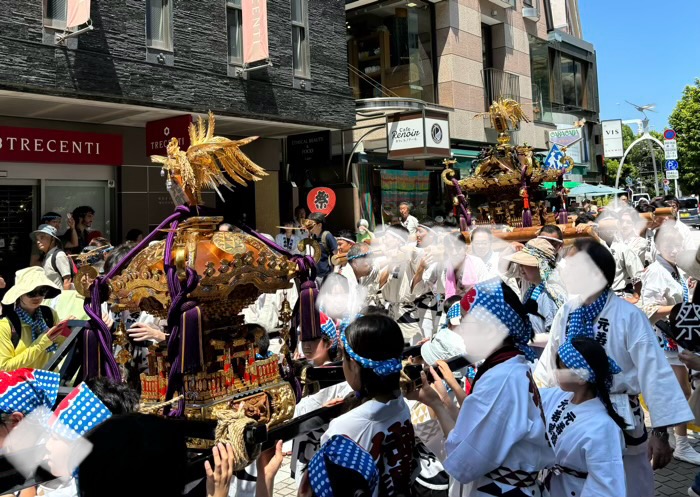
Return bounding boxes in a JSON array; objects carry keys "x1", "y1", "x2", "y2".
[{"x1": 0, "y1": 267, "x2": 72, "y2": 371}]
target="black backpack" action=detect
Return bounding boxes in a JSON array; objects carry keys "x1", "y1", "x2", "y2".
[
  {"x1": 50, "y1": 249, "x2": 77, "y2": 279},
  {"x1": 0, "y1": 306, "x2": 55, "y2": 348}
]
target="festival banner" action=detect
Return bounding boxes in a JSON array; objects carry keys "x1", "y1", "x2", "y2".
[
  {"x1": 242, "y1": 0, "x2": 269, "y2": 64},
  {"x1": 67, "y1": 0, "x2": 91, "y2": 29}
]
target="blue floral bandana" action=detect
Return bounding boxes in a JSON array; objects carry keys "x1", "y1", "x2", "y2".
[
  {"x1": 566, "y1": 290, "x2": 610, "y2": 340},
  {"x1": 308, "y1": 435, "x2": 379, "y2": 497},
  {"x1": 558, "y1": 340, "x2": 621, "y2": 390},
  {"x1": 461, "y1": 278, "x2": 536, "y2": 361},
  {"x1": 340, "y1": 329, "x2": 402, "y2": 376}
]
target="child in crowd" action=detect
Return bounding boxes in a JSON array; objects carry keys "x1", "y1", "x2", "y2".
[
  {"x1": 411, "y1": 279, "x2": 554, "y2": 497},
  {"x1": 540, "y1": 336, "x2": 626, "y2": 497},
  {"x1": 322, "y1": 315, "x2": 416, "y2": 496}
]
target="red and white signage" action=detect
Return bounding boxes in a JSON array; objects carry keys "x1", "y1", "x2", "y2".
[
  {"x1": 0, "y1": 126, "x2": 122, "y2": 165},
  {"x1": 307, "y1": 187, "x2": 336, "y2": 216},
  {"x1": 67, "y1": 0, "x2": 91, "y2": 29},
  {"x1": 243, "y1": 0, "x2": 269, "y2": 64},
  {"x1": 145, "y1": 114, "x2": 193, "y2": 157}
]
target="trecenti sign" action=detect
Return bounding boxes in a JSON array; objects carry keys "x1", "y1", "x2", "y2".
[{"x1": 0, "y1": 126, "x2": 122, "y2": 165}]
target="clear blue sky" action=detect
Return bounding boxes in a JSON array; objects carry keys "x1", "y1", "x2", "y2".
[{"x1": 579, "y1": 1, "x2": 700, "y2": 133}]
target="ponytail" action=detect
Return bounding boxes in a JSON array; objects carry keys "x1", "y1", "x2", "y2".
[
  {"x1": 569, "y1": 337, "x2": 627, "y2": 431},
  {"x1": 594, "y1": 378, "x2": 627, "y2": 431}
]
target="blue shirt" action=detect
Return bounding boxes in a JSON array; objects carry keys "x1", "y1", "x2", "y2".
[{"x1": 313, "y1": 231, "x2": 338, "y2": 278}]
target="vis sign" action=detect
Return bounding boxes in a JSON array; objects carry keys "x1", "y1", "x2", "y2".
[{"x1": 0, "y1": 126, "x2": 122, "y2": 165}]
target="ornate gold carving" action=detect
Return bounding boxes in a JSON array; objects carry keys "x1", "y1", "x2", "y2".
[{"x1": 266, "y1": 382, "x2": 296, "y2": 427}]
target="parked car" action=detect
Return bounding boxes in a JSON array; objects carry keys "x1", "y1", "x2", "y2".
[
  {"x1": 678, "y1": 196, "x2": 700, "y2": 228},
  {"x1": 632, "y1": 193, "x2": 651, "y2": 207}
]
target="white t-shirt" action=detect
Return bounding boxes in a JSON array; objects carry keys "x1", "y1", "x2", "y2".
[
  {"x1": 322, "y1": 397, "x2": 415, "y2": 497},
  {"x1": 42, "y1": 246, "x2": 71, "y2": 287}
]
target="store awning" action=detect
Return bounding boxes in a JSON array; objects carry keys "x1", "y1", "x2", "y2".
[
  {"x1": 542, "y1": 181, "x2": 581, "y2": 190},
  {"x1": 451, "y1": 149, "x2": 480, "y2": 174}
]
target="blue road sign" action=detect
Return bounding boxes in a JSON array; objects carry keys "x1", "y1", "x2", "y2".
[
  {"x1": 625, "y1": 176, "x2": 634, "y2": 186},
  {"x1": 544, "y1": 144, "x2": 565, "y2": 170},
  {"x1": 666, "y1": 160, "x2": 679, "y2": 170},
  {"x1": 664, "y1": 129, "x2": 677, "y2": 141}
]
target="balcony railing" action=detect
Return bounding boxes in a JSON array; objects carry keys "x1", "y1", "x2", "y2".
[{"x1": 482, "y1": 68, "x2": 520, "y2": 110}]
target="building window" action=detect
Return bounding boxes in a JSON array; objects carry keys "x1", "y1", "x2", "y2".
[
  {"x1": 44, "y1": 0, "x2": 67, "y2": 29},
  {"x1": 227, "y1": 0, "x2": 243, "y2": 64},
  {"x1": 147, "y1": 0, "x2": 173, "y2": 51},
  {"x1": 292, "y1": 0, "x2": 310, "y2": 78},
  {"x1": 346, "y1": 0, "x2": 435, "y2": 102},
  {"x1": 523, "y1": 0, "x2": 533, "y2": 6},
  {"x1": 560, "y1": 55, "x2": 585, "y2": 108},
  {"x1": 528, "y1": 34, "x2": 553, "y2": 123}
]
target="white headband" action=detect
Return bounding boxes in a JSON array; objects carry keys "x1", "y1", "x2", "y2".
[
  {"x1": 537, "y1": 234, "x2": 563, "y2": 244},
  {"x1": 337, "y1": 237, "x2": 356, "y2": 245}
]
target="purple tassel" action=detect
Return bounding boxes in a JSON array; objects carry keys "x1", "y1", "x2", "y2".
[
  {"x1": 459, "y1": 216, "x2": 468, "y2": 232},
  {"x1": 298, "y1": 280, "x2": 321, "y2": 342},
  {"x1": 522, "y1": 209, "x2": 533, "y2": 228},
  {"x1": 558, "y1": 209, "x2": 568, "y2": 225}
]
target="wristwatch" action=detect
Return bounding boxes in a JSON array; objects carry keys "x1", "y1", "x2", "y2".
[{"x1": 651, "y1": 428, "x2": 670, "y2": 442}]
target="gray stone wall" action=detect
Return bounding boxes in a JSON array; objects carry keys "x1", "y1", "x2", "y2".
[{"x1": 0, "y1": 0, "x2": 355, "y2": 129}]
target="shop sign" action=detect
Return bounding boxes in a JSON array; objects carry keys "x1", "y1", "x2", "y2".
[
  {"x1": 0, "y1": 126, "x2": 122, "y2": 165},
  {"x1": 287, "y1": 130, "x2": 331, "y2": 165},
  {"x1": 146, "y1": 114, "x2": 193, "y2": 157},
  {"x1": 548, "y1": 127, "x2": 583, "y2": 164},
  {"x1": 387, "y1": 110, "x2": 450, "y2": 160},
  {"x1": 243, "y1": 0, "x2": 269, "y2": 64},
  {"x1": 601, "y1": 120, "x2": 624, "y2": 159}
]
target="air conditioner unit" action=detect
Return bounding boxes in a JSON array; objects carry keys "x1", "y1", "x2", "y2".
[{"x1": 523, "y1": 6, "x2": 540, "y2": 21}]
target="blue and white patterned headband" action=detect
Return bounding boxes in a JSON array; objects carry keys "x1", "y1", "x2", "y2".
[
  {"x1": 308, "y1": 435, "x2": 379, "y2": 497},
  {"x1": 461, "y1": 278, "x2": 536, "y2": 361},
  {"x1": 340, "y1": 329, "x2": 402, "y2": 376},
  {"x1": 447, "y1": 301, "x2": 461, "y2": 325},
  {"x1": 558, "y1": 340, "x2": 621, "y2": 390},
  {"x1": 320, "y1": 311, "x2": 339, "y2": 347}
]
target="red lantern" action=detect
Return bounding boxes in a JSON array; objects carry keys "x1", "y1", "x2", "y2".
[{"x1": 307, "y1": 187, "x2": 336, "y2": 216}]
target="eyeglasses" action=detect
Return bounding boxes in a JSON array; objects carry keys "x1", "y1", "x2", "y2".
[{"x1": 26, "y1": 287, "x2": 50, "y2": 298}]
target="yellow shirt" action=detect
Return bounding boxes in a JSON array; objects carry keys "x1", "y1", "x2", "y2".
[{"x1": 0, "y1": 309, "x2": 63, "y2": 371}]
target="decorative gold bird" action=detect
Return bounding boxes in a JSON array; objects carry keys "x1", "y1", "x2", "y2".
[{"x1": 151, "y1": 112, "x2": 268, "y2": 205}]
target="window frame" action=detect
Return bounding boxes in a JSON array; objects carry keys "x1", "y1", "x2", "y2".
[
  {"x1": 43, "y1": 0, "x2": 67, "y2": 30},
  {"x1": 146, "y1": 0, "x2": 174, "y2": 52},
  {"x1": 292, "y1": 0, "x2": 311, "y2": 79},
  {"x1": 226, "y1": 0, "x2": 243, "y2": 66}
]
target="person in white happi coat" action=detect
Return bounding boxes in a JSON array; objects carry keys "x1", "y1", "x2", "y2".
[
  {"x1": 641, "y1": 225, "x2": 700, "y2": 464},
  {"x1": 372, "y1": 226, "x2": 423, "y2": 343},
  {"x1": 596, "y1": 211, "x2": 644, "y2": 301},
  {"x1": 469, "y1": 228, "x2": 501, "y2": 280},
  {"x1": 540, "y1": 337, "x2": 626, "y2": 497},
  {"x1": 503, "y1": 238, "x2": 567, "y2": 342},
  {"x1": 618, "y1": 208, "x2": 648, "y2": 266},
  {"x1": 534, "y1": 239, "x2": 693, "y2": 497},
  {"x1": 412, "y1": 223, "x2": 446, "y2": 340},
  {"x1": 409, "y1": 278, "x2": 554, "y2": 497}
]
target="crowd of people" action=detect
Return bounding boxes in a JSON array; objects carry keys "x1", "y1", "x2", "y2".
[{"x1": 2, "y1": 193, "x2": 700, "y2": 497}]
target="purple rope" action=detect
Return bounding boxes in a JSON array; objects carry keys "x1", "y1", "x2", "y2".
[
  {"x1": 235, "y1": 223, "x2": 316, "y2": 282},
  {"x1": 450, "y1": 177, "x2": 472, "y2": 228},
  {"x1": 82, "y1": 205, "x2": 192, "y2": 381}
]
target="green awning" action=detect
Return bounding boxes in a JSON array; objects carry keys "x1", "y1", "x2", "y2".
[
  {"x1": 542, "y1": 181, "x2": 581, "y2": 189},
  {"x1": 451, "y1": 149, "x2": 481, "y2": 158}
]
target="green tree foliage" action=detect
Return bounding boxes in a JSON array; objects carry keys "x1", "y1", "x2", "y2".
[
  {"x1": 604, "y1": 123, "x2": 666, "y2": 194},
  {"x1": 669, "y1": 79, "x2": 700, "y2": 193}
]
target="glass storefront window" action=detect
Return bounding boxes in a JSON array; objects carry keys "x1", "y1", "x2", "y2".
[{"x1": 347, "y1": 0, "x2": 435, "y2": 103}]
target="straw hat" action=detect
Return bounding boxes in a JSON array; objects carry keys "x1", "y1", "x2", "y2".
[
  {"x1": 1, "y1": 267, "x2": 61, "y2": 305},
  {"x1": 503, "y1": 238, "x2": 556, "y2": 267},
  {"x1": 30, "y1": 224, "x2": 62, "y2": 247}
]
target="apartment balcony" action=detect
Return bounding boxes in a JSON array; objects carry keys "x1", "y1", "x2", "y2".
[{"x1": 487, "y1": 0, "x2": 516, "y2": 9}]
